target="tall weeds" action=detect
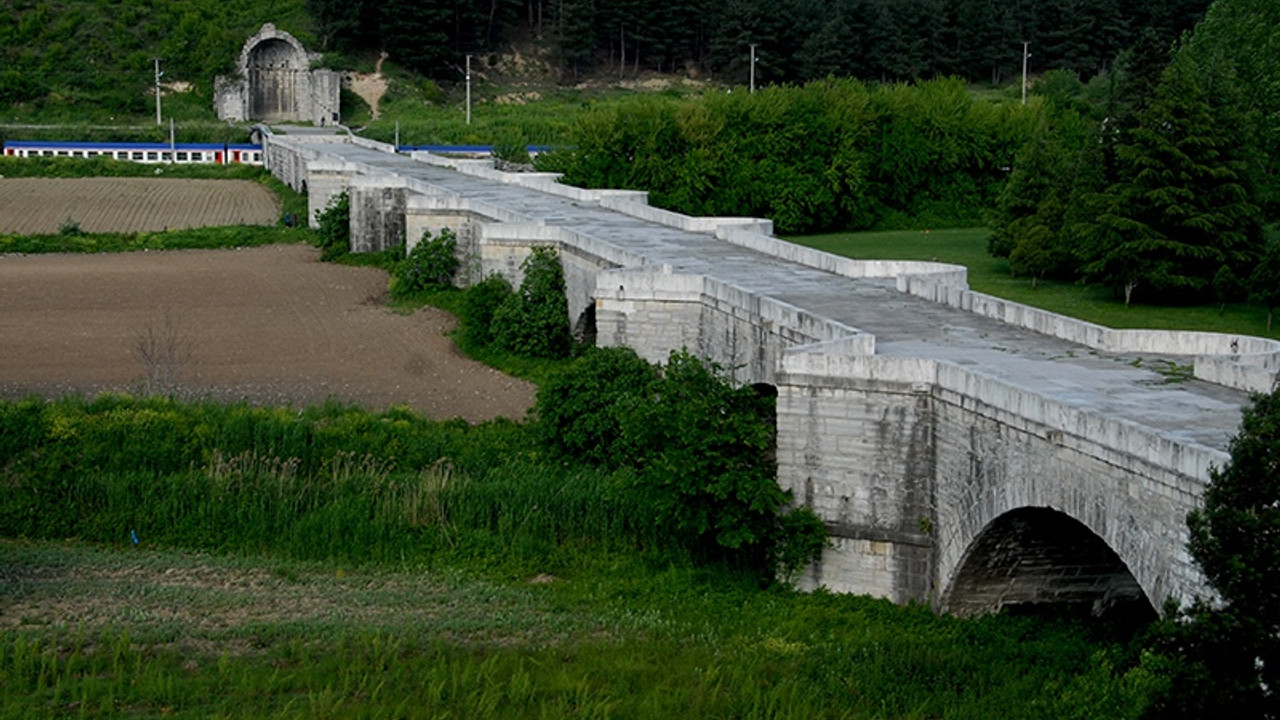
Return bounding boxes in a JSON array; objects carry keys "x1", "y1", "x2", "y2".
[{"x1": 0, "y1": 396, "x2": 657, "y2": 568}]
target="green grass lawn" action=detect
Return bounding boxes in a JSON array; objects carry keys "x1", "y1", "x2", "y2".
[{"x1": 794, "y1": 228, "x2": 1279, "y2": 339}]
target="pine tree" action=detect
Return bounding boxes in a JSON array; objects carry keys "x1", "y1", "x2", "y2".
[
  {"x1": 1149, "y1": 389, "x2": 1280, "y2": 717},
  {"x1": 1080, "y1": 51, "x2": 1263, "y2": 304}
]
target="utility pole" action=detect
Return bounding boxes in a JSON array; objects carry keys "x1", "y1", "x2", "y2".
[
  {"x1": 1021, "y1": 42, "x2": 1030, "y2": 106},
  {"x1": 465, "y1": 55, "x2": 472, "y2": 126},
  {"x1": 154, "y1": 58, "x2": 163, "y2": 126},
  {"x1": 750, "y1": 44, "x2": 757, "y2": 93}
]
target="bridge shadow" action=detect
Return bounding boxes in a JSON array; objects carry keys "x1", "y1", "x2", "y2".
[{"x1": 941, "y1": 507, "x2": 1157, "y2": 626}]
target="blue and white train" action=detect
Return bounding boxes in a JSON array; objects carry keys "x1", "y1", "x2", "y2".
[{"x1": 2, "y1": 140, "x2": 265, "y2": 165}]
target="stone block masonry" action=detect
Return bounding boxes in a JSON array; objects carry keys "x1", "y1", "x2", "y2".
[{"x1": 264, "y1": 133, "x2": 1275, "y2": 617}]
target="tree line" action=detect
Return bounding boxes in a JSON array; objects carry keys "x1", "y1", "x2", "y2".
[
  {"x1": 306, "y1": 0, "x2": 1211, "y2": 84},
  {"x1": 989, "y1": 0, "x2": 1280, "y2": 310},
  {"x1": 536, "y1": 77, "x2": 1039, "y2": 235}
]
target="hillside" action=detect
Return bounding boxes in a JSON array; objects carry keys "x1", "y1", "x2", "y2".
[{"x1": 0, "y1": 0, "x2": 313, "y2": 118}]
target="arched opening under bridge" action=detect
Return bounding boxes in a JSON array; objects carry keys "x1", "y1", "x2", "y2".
[{"x1": 942, "y1": 507, "x2": 1156, "y2": 624}]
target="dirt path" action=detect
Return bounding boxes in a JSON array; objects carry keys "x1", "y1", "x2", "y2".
[{"x1": 0, "y1": 244, "x2": 535, "y2": 422}]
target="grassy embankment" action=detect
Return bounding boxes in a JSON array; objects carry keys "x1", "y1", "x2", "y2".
[
  {"x1": 0, "y1": 396, "x2": 1161, "y2": 719},
  {"x1": 794, "y1": 227, "x2": 1280, "y2": 339}
]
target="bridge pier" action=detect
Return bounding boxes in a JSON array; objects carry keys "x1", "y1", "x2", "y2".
[
  {"x1": 306, "y1": 160, "x2": 359, "y2": 228},
  {"x1": 349, "y1": 176, "x2": 409, "y2": 253}
]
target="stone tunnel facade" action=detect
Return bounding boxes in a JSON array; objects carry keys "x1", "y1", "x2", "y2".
[
  {"x1": 264, "y1": 134, "x2": 1265, "y2": 617},
  {"x1": 215, "y1": 24, "x2": 341, "y2": 126}
]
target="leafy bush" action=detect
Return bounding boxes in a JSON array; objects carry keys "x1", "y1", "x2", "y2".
[
  {"x1": 314, "y1": 191, "x2": 350, "y2": 261},
  {"x1": 393, "y1": 227, "x2": 460, "y2": 296},
  {"x1": 534, "y1": 346, "x2": 657, "y2": 467},
  {"x1": 490, "y1": 247, "x2": 572, "y2": 360},
  {"x1": 459, "y1": 274, "x2": 515, "y2": 349},
  {"x1": 534, "y1": 347, "x2": 828, "y2": 580}
]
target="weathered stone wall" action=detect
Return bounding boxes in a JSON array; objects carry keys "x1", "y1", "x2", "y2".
[
  {"x1": 214, "y1": 24, "x2": 341, "y2": 126},
  {"x1": 776, "y1": 357, "x2": 935, "y2": 602},
  {"x1": 595, "y1": 272, "x2": 871, "y2": 384},
  {"x1": 929, "y1": 375, "x2": 1204, "y2": 614},
  {"x1": 776, "y1": 350, "x2": 1216, "y2": 613},
  {"x1": 306, "y1": 162, "x2": 359, "y2": 228},
  {"x1": 348, "y1": 176, "x2": 408, "y2": 253}
]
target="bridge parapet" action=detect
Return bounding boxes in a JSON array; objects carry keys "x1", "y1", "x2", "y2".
[
  {"x1": 596, "y1": 270, "x2": 872, "y2": 384},
  {"x1": 902, "y1": 272, "x2": 1280, "y2": 394}
]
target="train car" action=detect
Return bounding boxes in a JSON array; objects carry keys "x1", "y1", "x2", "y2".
[
  {"x1": 2, "y1": 140, "x2": 264, "y2": 165},
  {"x1": 397, "y1": 144, "x2": 551, "y2": 158}
]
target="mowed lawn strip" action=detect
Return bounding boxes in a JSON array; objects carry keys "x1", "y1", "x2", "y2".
[
  {"x1": 0, "y1": 177, "x2": 280, "y2": 234},
  {"x1": 793, "y1": 228, "x2": 1280, "y2": 338}
]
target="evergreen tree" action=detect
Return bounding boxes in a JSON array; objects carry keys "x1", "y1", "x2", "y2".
[
  {"x1": 1080, "y1": 52, "x2": 1263, "y2": 304},
  {"x1": 1148, "y1": 388, "x2": 1280, "y2": 717},
  {"x1": 1250, "y1": 239, "x2": 1280, "y2": 332}
]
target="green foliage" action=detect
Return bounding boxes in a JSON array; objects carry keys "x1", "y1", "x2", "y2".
[
  {"x1": 988, "y1": 106, "x2": 1090, "y2": 284},
  {"x1": 458, "y1": 274, "x2": 516, "y2": 349},
  {"x1": 543, "y1": 78, "x2": 1038, "y2": 234},
  {"x1": 489, "y1": 247, "x2": 572, "y2": 360},
  {"x1": 1079, "y1": 52, "x2": 1264, "y2": 304},
  {"x1": 0, "y1": 0, "x2": 313, "y2": 117},
  {"x1": 0, "y1": 396, "x2": 647, "y2": 565},
  {"x1": 0, "y1": 537, "x2": 1161, "y2": 720},
  {"x1": 314, "y1": 191, "x2": 350, "y2": 261},
  {"x1": 1181, "y1": 0, "x2": 1280, "y2": 216},
  {"x1": 0, "y1": 225, "x2": 307, "y2": 254},
  {"x1": 535, "y1": 347, "x2": 827, "y2": 580},
  {"x1": 393, "y1": 227, "x2": 460, "y2": 296},
  {"x1": 534, "y1": 346, "x2": 658, "y2": 467},
  {"x1": 1250, "y1": 238, "x2": 1280, "y2": 331},
  {"x1": 1146, "y1": 388, "x2": 1280, "y2": 717}
]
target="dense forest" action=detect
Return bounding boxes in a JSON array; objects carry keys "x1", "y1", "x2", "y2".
[
  {"x1": 307, "y1": 0, "x2": 1211, "y2": 83},
  {"x1": 1, "y1": 0, "x2": 1212, "y2": 113},
  {"x1": 986, "y1": 0, "x2": 1280, "y2": 306}
]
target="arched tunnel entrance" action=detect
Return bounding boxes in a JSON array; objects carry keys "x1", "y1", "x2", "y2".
[
  {"x1": 247, "y1": 38, "x2": 303, "y2": 121},
  {"x1": 942, "y1": 507, "x2": 1156, "y2": 623}
]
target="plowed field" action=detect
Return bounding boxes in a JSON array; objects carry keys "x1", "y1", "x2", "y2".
[
  {"x1": 0, "y1": 178, "x2": 280, "y2": 234},
  {"x1": 0, "y1": 245, "x2": 536, "y2": 422}
]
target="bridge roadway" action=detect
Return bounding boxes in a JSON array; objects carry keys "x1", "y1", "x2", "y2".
[{"x1": 305, "y1": 140, "x2": 1249, "y2": 457}]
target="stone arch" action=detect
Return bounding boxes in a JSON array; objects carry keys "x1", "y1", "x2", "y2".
[
  {"x1": 941, "y1": 507, "x2": 1155, "y2": 621},
  {"x1": 244, "y1": 34, "x2": 307, "y2": 121}
]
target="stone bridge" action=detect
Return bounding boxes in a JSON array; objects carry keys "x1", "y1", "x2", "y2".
[{"x1": 264, "y1": 132, "x2": 1280, "y2": 618}]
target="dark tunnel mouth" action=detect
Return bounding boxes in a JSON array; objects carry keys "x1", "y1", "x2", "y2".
[{"x1": 943, "y1": 507, "x2": 1157, "y2": 623}]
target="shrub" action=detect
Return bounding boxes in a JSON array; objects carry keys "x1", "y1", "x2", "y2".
[
  {"x1": 534, "y1": 346, "x2": 657, "y2": 467},
  {"x1": 459, "y1": 273, "x2": 515, "y2": 348},
  {"x1": 315, "y1": 191, "x2": 350, "y2": 261},
  {"x1": 393, "y1": 227, "x2": 460, "y2": 296},
  {"x1": 534, "y1": 347, "x2": 827, "y2": 580},
  {"x1": 490, "y1": 247, "x2": 572, "y2": 359}
]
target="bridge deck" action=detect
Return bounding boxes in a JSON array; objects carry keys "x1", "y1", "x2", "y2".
[{"x1": 308, "y1": 141, "x2": 1248, "y2": 455}]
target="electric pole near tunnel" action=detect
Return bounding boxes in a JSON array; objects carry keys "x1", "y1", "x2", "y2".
[{"x1": 154, "y1": 58, "x2": 163, "y2": 125}]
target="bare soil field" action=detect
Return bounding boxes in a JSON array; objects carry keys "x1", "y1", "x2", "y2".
[
  {"x1": 0, "y1": 244, "x2": 535, "y2": 422},
  {"x1": 0, "y1": 177, "x2": 280, "y2": 234}
]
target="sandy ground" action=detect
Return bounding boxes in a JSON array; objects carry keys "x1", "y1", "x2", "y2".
[{"x1": 0, "y1": 244, "x2": 536, "y2": 422}]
